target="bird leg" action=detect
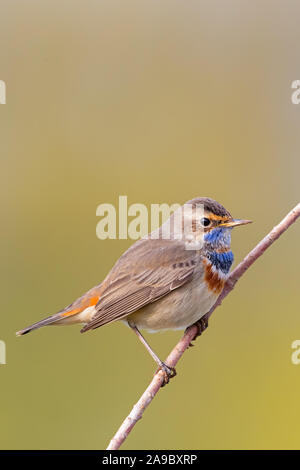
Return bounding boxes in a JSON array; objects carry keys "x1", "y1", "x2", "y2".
[{"x1": 128, "y1": 322, "x2": 176, "y2": 386}]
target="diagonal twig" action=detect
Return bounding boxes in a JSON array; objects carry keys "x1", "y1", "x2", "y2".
[{"x1": 106, "y1": 202, "x2": 300, "y2": 450}]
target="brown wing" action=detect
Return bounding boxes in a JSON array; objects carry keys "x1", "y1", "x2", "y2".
[{"x1": 81, "y1": 238, "x2": 201, "y2": 332}]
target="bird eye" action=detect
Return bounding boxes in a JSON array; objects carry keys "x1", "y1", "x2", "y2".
[{"x1": 200, "y1": 217, "x2": 211, "y2": 227}]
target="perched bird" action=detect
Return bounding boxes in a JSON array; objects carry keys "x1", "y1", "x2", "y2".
[{"x1": 17, "y1": 197, "x2": 251, "y2": 383}]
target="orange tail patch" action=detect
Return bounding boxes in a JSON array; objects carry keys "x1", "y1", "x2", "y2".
[{"x1": 16, "y1": 285, "x2": 102, "y2": 336}]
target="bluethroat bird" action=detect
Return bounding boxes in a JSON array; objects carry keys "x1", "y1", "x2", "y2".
[{"x1": 17, "y1": 197, "x2": 251, "y2": 384}]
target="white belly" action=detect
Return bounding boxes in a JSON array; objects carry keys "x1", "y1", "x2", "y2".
[{"x1": 126, "y1": 275, "x2": 219, "y2": 332}]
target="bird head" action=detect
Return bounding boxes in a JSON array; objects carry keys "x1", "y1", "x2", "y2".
[{"x1": 174, "y1": 197, "x2": 252, "y2": 250}]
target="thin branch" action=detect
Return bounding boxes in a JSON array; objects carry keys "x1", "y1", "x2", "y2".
[{"x1": 106, "y1": 202, "x2": 300, "y2": 450}]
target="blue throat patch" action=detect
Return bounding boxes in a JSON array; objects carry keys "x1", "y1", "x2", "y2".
[
  {"x1": 204, "y1": 227, "x2": 234, "y2": 274},
  {"x1": 205, "y1": 250, "x2": 234, "y2": 274},
  {"x1": 204, "y1": 227, "x2": 231, "y2": 245}
]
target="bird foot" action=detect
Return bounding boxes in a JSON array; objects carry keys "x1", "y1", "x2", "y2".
[
  {"x1": 155, "y1": 363, "x2": 177, "y2": 387},
  {"x1": 186, "y1": 314, "x2": 209, "y2": 347}
]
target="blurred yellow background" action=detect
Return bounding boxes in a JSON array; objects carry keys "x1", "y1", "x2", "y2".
[{"x1": 0, "y1": 1, "x2": 299, "y2": 449}]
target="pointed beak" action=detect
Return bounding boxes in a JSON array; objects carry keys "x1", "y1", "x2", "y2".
[{"x1": 220, "y1": 219, "x2": 252, "y2": 228}]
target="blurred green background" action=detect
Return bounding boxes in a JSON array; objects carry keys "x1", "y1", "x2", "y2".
[{"x1": 0, "y1": 0, "x2": 299, "y2": 450}]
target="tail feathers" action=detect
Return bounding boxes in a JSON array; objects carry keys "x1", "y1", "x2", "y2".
[
  {"x1": 16, "y1": 313, "x2": 63, "y2": 336},
  {"x1": 16, "y1": 285, "x2": 102, "y2": 336}
]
